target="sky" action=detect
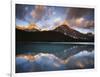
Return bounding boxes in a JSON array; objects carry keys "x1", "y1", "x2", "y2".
[{"x1": 16, "y1": 4, "x2": 94, "y2": 33}]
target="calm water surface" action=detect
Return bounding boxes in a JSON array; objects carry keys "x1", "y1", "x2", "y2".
[{"x1": 16, "y1": 42, "x2": 94, "y2": 73}]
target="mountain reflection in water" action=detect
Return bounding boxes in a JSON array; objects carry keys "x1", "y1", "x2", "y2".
[{"x1": 16, "y1": 43, "x2": 94, "y2": 73}]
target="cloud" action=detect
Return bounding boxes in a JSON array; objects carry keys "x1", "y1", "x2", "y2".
[
  {"x1": 83, "y1": 20, "x2": 94, "y2": 28},
  {"x1": 16, "y1": 4, "x2": 47, "y2": 22},
  {"x1": 31, "y1": 5, "x2": 46, "y2": 21},
  {"x1": 16, "y1": 4, "x2": 94, "y2": 32},
  {"x1": 67, "y1": 8, "x2": 94, "y2": 19},
  {"x1": 75, "y1": 17, "x2": 85, "y2": 25},
  {"x1": 67, "y1": 17, "x2": 94, "y2": 29},
  {"x1": 16, "y1": 4, "x2": 26, "y2": 19},
  {"x1": 75, "y1": 18, "x2": 94, "y2": 28}
]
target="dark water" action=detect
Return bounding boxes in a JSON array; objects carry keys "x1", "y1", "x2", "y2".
[{"x1": 16, "y1": 42, "x2": 94, "y2": 73}]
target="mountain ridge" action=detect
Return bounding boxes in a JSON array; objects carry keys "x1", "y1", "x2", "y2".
[{"x1": 16, "y1": 24, "x2": 94, "y2": 42}]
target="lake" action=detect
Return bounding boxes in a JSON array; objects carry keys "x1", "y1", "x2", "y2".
[{"x1": 16, "y1": 42, "x2": 94, "y2": 73}]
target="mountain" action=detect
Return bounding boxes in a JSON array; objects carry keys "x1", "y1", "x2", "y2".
[
  {"x1": 16, "y1": 29, "x2": 68, "y2": 42},
  {"x1": 54, "y1": 24, "x2": 94, "y2": 41},
  {"x1": 16, "y1": 23, "x2": 39, "y2": 31},
  {"x1": 16, "y1": 24, "x2": 94, "y2": 42}
]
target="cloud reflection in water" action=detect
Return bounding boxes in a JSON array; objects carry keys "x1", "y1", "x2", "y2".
[{"x1": 16, "y1": 50, "x2": 94, "y2": 73}]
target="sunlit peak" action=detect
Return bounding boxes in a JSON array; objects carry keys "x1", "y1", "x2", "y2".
[{"x1": 62, "y1": 20, "x2": 69, "y2": 26}]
